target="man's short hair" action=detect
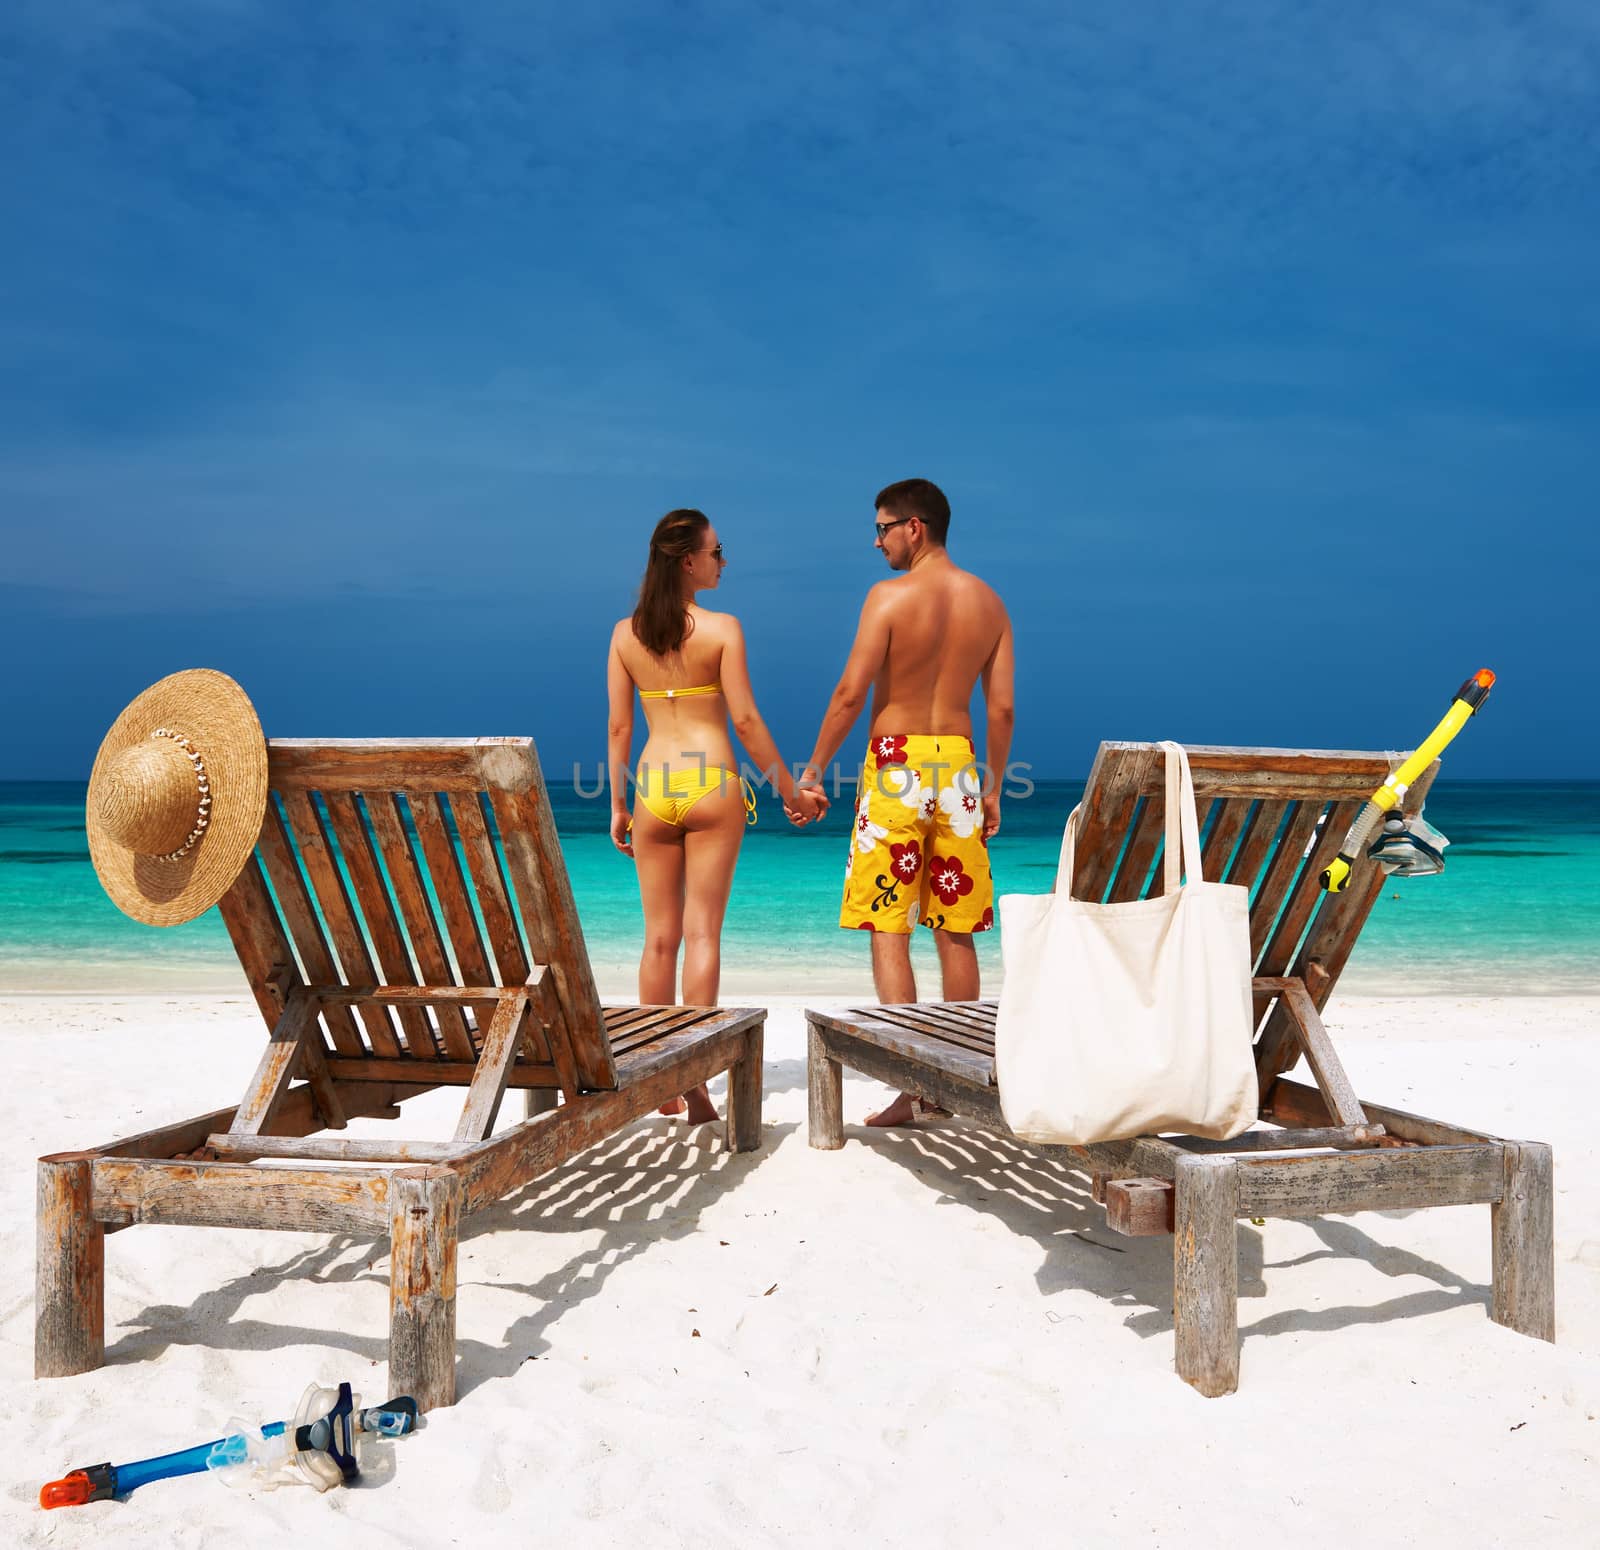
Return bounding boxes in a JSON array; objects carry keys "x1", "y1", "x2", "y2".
[{"x1": 875, "y1": 478, "x2": 950, "y2": 546}]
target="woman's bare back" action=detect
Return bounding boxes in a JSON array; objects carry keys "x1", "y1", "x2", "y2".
[{"x1": 614, "y1": 606, "x2": 739, "y2": 768}]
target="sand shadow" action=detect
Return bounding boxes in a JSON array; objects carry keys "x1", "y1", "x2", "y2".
[
  {"x1": 451, "y1": 1117, "x2": 795, "y2": 1398},
  {"x1": 1234, "y1": 1214, "x2": 1493, "y2": 1338},
  {"x1": 761, "y1": 1056, "x2": 807, "y2": 1097},
  {"x1": 104, "y1": 1111, "x2": 793, "y2": 1399},
  {"x1": 844, "y1": 1119, "x2": 1230, "y2": 1337},
  {"x1": 844, "y1": 1118, "x2": 1491, "y2": 1348}
]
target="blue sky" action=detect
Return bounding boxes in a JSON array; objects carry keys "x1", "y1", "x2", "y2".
[{"x1": 3, "y1": 0, "x2": 1596, "y2": 781}]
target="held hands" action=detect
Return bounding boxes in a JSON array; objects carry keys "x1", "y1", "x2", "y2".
[
  {"x1": 784, "y1": 785, "x2": 830, "y2": 826},
  {"x1": 610, "y1": 810, "x2": 634, "y2": 858},
  {"x1": 982, "y1": 790, "x2": 1002, "y2": 841}
]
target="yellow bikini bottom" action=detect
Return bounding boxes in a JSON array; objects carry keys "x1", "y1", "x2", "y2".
[{"x1": 632, "y1": 765, "x2": 758, "y2": 829}]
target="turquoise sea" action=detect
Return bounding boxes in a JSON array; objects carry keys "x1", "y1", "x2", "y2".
[{"x1": 1, "y1": 779, "x2": 1596, "y2": 997}]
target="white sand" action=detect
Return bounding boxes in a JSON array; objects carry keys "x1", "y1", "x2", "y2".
[{"x1": 3, "y1": 992, "x2": 1598, "y2": 1548}]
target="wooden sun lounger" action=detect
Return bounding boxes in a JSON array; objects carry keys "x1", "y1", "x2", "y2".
[
  {"x1": 806, "y1": 742, "x2": 1554, "y2": 1396},
  {"x1": 36, "y1": 738, "x2": 764, "y2": 1410}
]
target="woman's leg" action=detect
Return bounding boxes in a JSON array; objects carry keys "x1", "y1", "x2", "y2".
[
  {"x1": 631, "y1": 803, "x2": 687, "y2": 1112},
  {"x1": 675, "y1": 780, "x2": 746, "y2": 1123}
]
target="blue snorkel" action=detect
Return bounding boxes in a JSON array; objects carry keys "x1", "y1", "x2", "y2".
[{"x1": 41, "y1": 1382, "x2": 417, "y2": 1509}]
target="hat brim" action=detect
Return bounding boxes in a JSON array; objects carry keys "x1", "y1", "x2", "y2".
[{"x1": 87, "y1": 669, "x2": 269, "y2": 926}]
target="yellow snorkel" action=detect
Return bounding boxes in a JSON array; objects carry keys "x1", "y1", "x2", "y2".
[{"x1": 1319, "y1": 668, "x2": 1496, "y2": 893}]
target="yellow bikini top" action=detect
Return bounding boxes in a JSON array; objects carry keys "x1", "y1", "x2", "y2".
[{"x1": 638, "y1": 683, "x2": 723, "y2": 701}]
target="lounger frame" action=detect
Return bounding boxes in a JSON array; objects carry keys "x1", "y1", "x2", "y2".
[
  {"x1": 806, "y1": 742, "x2": 1553, "y2": 1395},
  {"x1": 37, "y1": 738, "x2": 764, "y2": 1409}
]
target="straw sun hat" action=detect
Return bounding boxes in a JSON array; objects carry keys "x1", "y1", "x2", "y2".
[{"x1": 87, "y1": 669, "x2": 269, "y2": 926}]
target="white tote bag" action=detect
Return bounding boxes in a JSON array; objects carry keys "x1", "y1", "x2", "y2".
[{"x1": 995, "y1": 742, "x2": 1257, "y2": 1145}]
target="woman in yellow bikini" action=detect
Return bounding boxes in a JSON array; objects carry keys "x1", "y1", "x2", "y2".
[{"x1": 607, "y1": 509, "x2": 827, "y2": 1123}]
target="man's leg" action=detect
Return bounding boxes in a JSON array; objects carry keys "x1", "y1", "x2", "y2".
[
  {"x1": 841, "y1": 743, "x2": 927, "y2": 1127},
  {"x1": 934, "y1": 929, "x2": 980, "y2": 1001},
  {"x1": 864, "y1": 745, "x2": 991, "y2": 1126},
  {"x1": 865, "y1": 933, "x2": 924, "y2": 1127},
  {"x1": 870, "y1": 930, "x2": 917, "y2": 1004}
]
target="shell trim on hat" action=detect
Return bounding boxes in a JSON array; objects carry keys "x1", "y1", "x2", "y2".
[{"x1": 87, "y1": 669, "x2": 269, "y2": 927}]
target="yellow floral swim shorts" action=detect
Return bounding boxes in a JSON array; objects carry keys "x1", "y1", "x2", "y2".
[{"x1": 839, "y1": 733, "x2": 995, "y2": 935}]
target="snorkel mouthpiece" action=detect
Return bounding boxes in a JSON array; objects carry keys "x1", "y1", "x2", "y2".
[{"x1": 40, "y1": 1464, "x2": 116, "y2": 1509}]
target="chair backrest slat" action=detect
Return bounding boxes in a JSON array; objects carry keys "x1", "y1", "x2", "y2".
[
  {"x1": 217, "y1": 854, "x2": 297, "y2": 1031},
  {"x1": 361, "y1": 793, "x2": 477, "y2": 1061},
  {"x1": 1199, "y1": 797, "x2": 1253, "y2": 881},
  {"x1": 1222, "y1": 798, "x2": 1288, "y2": 889},
  {"x1": 487, "y1": 783, "x2": 611, "y2": 1092},
  {"x1": 254, "y1": 801, "x2": 365, "y2": 1056},
  {"x1": 1257, "y1": 797, "x2": 1362, "y2": 979},
  {"x1": 1105, "y1": 797, "x2": 1166, "y2": 904},
  {"x1": 1068, "y1": 743, "x2": 1151, "y2": 900},
  {"x1": 452, "y1": 794, "x2": 531, "y2": 984},
  {"x1": 321, "y1": 792, "x2": 439, "y2": 1057},
  {"x1": 1291, "y1": 860, "x2": 1387, "y2": 993},
  {"x1": 406, "y1": 792, "x2": 494, "y2": 984},
  {"x1": 222, "y1": 738, "x2": 618, "y2": 1096},
  {"x1": 1246, "y1": 801, "x2": 1325, "y2": 961},
  {"x1": 449, "y1": 793, "x2": 566, "y2": 1075},
  {"x1": 277, "y1": 788, "x2": 404, "y2": 1058}
]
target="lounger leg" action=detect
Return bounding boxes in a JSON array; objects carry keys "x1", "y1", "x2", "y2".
[
  {"x1": 1173, "y1": 1155, "x2": 1239, "y2": 1398},
  {"x1": 389, "y1": 1167, "x2": 460, "y2": 1411},
  {"x1": 807, "y1": 1022, "x2": 844, "y2": 1150},
  {"x1": 36, "y1": 1152, "x2": 105, "y2": 1379},
  {"x1": 725, "y1": 1025, "x2": 764, "y2": 1153},
  {"x1": 1491, "y1": 1141, "x2": 1555, "y2": 1342}
]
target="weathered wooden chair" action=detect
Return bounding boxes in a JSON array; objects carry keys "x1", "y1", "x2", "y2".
[
  {"x1": 37, "y1": 737, "x2": 765, "y2": 1409},
  {"x1": 806, "y1": 742, "x2": 1554, "y2": 1395}
]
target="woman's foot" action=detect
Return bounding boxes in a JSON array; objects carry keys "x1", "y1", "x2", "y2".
[
  {"x1": 659, "y1": 1085, "x2": 719, "y2": 1124},
  {"x1": 683, "y1": 1082, "x2": 720, "y2": 1125}
]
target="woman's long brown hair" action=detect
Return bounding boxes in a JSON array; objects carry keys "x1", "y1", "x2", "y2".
[{"x1": 631, "y1": 508, "x2": 709, "y2": 657}]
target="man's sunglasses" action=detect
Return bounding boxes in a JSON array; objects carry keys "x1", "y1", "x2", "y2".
[{"x1": 875, "y1": 517, "x2": 914, "y2": 540}]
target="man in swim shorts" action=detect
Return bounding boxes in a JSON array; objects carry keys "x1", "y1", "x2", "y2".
[{"x1": 798, "y1": 478, "x2": 1015, "y2": 1127}]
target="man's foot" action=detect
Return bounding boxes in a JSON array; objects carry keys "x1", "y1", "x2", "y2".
[{"x1": 864, "y1": 1092, "x2": 950, "y2": 1128}]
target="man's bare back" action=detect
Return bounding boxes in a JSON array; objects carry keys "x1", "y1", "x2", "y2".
[{"x1": 866, "y1": 561, "x2": 1009, "y2": 742}]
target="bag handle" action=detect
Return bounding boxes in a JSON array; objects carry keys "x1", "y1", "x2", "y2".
[
  {"x1": 1053, "y1": 803, "x2": 1084, "y2": 899},
  {"x1": 1157, "y1": 740, "x2": 1206, "y2": 894},
  {"x1": 1053, "y1": 743, "x2": 1203, "y2": 900}
]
